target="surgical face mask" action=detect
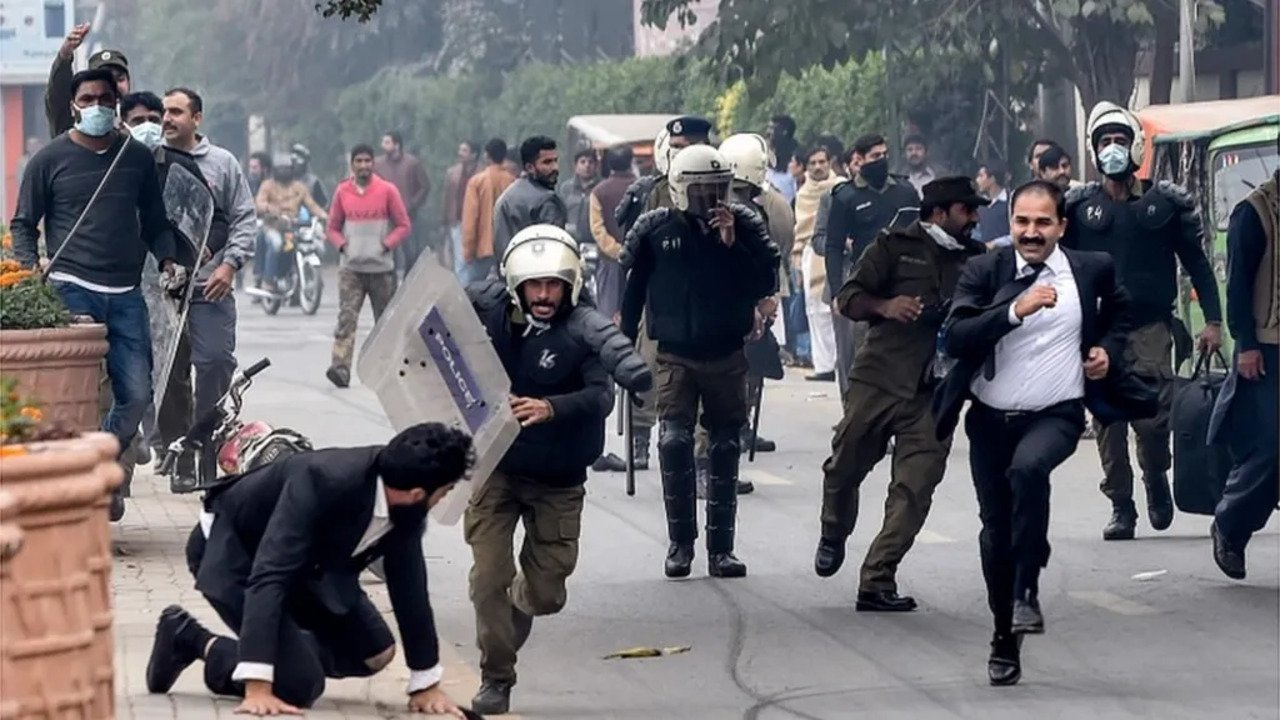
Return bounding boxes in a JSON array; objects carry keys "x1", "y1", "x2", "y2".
[
  {"x1": 74, "y1": 104, "x2": 116, "y2": 137},
  {"x1": 128, "y1": 121, "x2": 163, "y2": 149},
  {"x1": 1097, "y1": 143, "x2": 1131, "y2": 177},
  {"x1": 860, "y1": 158, "x2": 889, "y2": 187}
]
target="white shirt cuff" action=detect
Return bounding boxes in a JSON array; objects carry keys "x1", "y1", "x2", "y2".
[
  {"x1": 1007, "y1": 303, "x2": 1023, "y2": 325},
  {"x1": 407, "y1": 664, "x2": 444, "y2": 694},
  {"x1": 232, "y1": 662, "x2": 274, "y2": 684}
]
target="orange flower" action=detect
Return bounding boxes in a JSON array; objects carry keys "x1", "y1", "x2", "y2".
[
  {"x1": 0, "y1": 259, "x2": 21, "y2": 273},
  {"x1": 1, "y1": 232, "x2": 12, "y2": 250},
  {"x1": 0, "y1": 270, "x2": 33, "y2": 288},
  {"x1": 19, "y1": 406, "x2": 42, "y2": 423},
  {"x1": 0, "y1": 445, "x2": 29, "y2": 457}
]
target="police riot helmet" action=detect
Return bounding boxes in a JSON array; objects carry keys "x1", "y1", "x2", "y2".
[
  {"x1": 1086, "y1": 101, "x2": 1145, "y2": 174},
  {"x1": 500, "y1": 224, "x2": 585, "y2": 307},
  {"x1": 667, "y1": 144, "x2": 734, "y2": 217},
  {"x1": 718, "y1": 133, "x2": 770, "y2": 191},
  {"x1": 653, "y1": 128, "x2": 673, "y2": 176}
]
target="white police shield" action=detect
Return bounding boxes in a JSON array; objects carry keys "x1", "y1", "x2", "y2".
[
  {"x1": 357, "y1": 260, "x2": 520, "y2": 525},
  {"x1": 145, "y1": 164, "x2": 215, "y2": 412}
]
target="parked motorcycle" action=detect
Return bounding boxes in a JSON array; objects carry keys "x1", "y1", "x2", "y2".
[
  {"x1": 157, "y1": 358, "x2": 313, "y2": 488},
  {"x1": 246, "y1": 216, "x2": 325, "y2": 316}
]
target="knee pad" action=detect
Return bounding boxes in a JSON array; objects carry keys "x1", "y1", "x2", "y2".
[
  {"x1": 707, "y1": 427, "x2": 741, "y2": 462},
  {"x1": 658, "y1": 421, "x2": 694, "y2": 457},
  {"x1": 364, "y1": 645, "x2": 396, "y2": 673}
]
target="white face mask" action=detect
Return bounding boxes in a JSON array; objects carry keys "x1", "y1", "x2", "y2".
[
  {"x1": 129, "y1": 121, "x2": 164, "y2": 149},
  {"x1": 1097, "y1": 143, "x2": 1131, "y2": 177}
]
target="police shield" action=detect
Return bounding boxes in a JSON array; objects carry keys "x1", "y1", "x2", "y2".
[
  {"x1": 357, "y1": 260, "x2": 521, "y2": 525},
  {"x1": 145, "y1": 164, "x2": 215, "y2": 413}
]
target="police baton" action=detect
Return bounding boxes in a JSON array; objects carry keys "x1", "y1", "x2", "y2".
[
  {"x1": 615, "y1": 386, "x2": 625, "y2": 436},
  {"x1": 623, "y1": 390, "x2": 636, "y2": 496}
]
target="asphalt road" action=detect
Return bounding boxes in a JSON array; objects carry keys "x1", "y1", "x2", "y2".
[{"x1": 219, "y1": 269, "x2": 1279, "y2": 720}]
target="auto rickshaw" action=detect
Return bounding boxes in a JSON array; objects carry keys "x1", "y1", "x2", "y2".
[
  {"x1": 566, "y1": 113, "x2": 677, "y2": 177},
  {"x1": 1138, "y1": 96, "x2": 1280, "y2": 359}
]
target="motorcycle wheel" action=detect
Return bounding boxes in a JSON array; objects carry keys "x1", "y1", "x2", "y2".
[{"x1": 300, "y1": 262, "x2": 323, "y2": 316}]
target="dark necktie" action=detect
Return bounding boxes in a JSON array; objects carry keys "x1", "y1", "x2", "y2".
[{"x1": 982, "y1": 261, "x2": 1048, "y2": 380}]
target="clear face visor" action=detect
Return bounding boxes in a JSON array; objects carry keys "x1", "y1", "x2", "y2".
[{"x1": 685, "y1": 179, "x2": 731, "y2": 217}]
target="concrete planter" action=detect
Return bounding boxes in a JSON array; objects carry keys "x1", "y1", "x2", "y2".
[
  {"x1": 0, "y1": 325, "x2": 109, "y2": 434},
  {"x1": 0, "y1": 433, "x2": 122, "y2": 720}
]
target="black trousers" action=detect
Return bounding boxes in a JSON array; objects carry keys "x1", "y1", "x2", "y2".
[
  {"x1": 1215, "y1": 344, "x2": 1280, "y2": 548},
  {"x1": 965, "y1": 400, "x2": 1084, "y2": 634},
  {"x1": 185, "y1": 527, "x2": 395, "y2": 707}
]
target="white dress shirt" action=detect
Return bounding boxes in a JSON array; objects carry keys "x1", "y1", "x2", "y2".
[
  {"x1": 223, "y1": 477, "x2": 443, "y2": 693},
  {"x1": 971, "y1": 246, "x2": 1085, "y2": 411}
]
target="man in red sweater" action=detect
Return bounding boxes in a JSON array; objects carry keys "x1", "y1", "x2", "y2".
[{"x1": 326, "y1": 144, "x2": 412, "y2": 388}]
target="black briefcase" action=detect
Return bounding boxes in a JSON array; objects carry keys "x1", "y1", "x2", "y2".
[
  {"x1": 744, "y1": 325, "x2": 785, "y2": 380},
  {"x1": 1170, "y1": 351, "x2": 1232, "y2": 516}
]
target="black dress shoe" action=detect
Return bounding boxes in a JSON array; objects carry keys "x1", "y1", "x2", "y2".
[
  {"x1": 987, "y1": 633, "x2": 1022, "y2": 686},
  {"x1": 814, "y1": 537, "x2": 845, "y2": 578},
  {"x1": 740, "y1": 430, "x2": 776, "y2": 453},
  {"x1": 1211, "y1": 521, "x2": 1246, "y2": 580},
  {"x1": 1146, "y1": 474, "x2": 1174, "y2": 531},
  {"x1": 326, "y1": 365, "x2": 351, "y2": 389},
  {"x1": 806, "y1": 371, "x2": 836, "y2": 382},
  {"x1": 146, "y1": 605, "x2": 210, "y2": 693},
  {"x1": 665, "y1": 543, "x2": 694, "y2": 578},
  {"x1": 471, "y1": 679, "x2": 513, "y2": 715},
  {"x1": 1012, "y1": 596, "x2": 1044, "y2": 634},
  {"x1": 736, "y1": 479, "x2": 755, "y2": 495},
  {"x1": 708, "y1": 552, "x2": 747, "y2": 578},
  {"x1": 855, "y1": 590, "x2": 917, "y2": 612},
  {"x1": 591, "y1": 453, "x2": 627, "y2": 472},
  {"x1": 1102, "y1": 502, "x2": 1137, "y2": 540},
  {"x1": 512, "y1": 606, "x2": 533, "y2": 651}
]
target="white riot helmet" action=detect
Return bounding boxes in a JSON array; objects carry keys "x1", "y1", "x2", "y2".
[
  {"x1": 653, "y1": 128, "x2": 673, "y2": 176},
  {"x1": 1086, "y1": 101, "x2": 1145, "y2": 176},
  {"x1": 718, "y1": 133, "x2": 770, "y2": 191},
  {"x1": 500, "y1": 224, "x2": 584, "y2": 307},
  {"x1": 667, "y1": 144, "x2": 734, "y2": 217}
]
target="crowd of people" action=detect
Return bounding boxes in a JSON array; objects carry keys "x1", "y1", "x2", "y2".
[{"x1": 8, "y1": 22, "x2": 1277, "y2": 719}]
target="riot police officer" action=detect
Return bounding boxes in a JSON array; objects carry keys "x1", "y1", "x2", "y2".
[
  {"x1": 1064, "y1": 102, "x2": 1223, "y2": 541},
  {"x1": 620, "y1": 145, "x2": 780, "y2": 579},
  {"x1": 465, "y1": 225, "x2": 651, "y2": 715}
]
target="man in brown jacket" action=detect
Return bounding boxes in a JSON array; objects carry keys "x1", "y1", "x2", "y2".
[
  {"x1": 462, "y1": 139, "x2": 517, "y2": 282},
  {"x1": 375, "y1": 131, "x2": 431, "y2": 276},
  {"x1": 442, "y1": 140, "x2": 478, "y2": 278}
]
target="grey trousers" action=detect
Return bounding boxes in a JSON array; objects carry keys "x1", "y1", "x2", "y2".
[
  {"x1": 834, "y1": 315, "x2": 867, "y2": 397},
  {"x1": 186, "y1": 295, "x2": 238, "y2": 423}
]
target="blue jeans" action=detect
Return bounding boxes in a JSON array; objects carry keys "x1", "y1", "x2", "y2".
[
  {"x1": 52, "y1": 283, "x2": 152, "y2": 454},
  {"x1": 449, "y1": 225, "x2": 467, "y2": 278},
  {"x1": 261, "y1": 229, "x2": 284, "y2": 284}
]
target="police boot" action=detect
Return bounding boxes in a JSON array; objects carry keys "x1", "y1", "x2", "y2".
[
  {"x1": 1102, "y1": 499, "x2": 1138, "y2": 541},
  {"x1": 658, "y1": 421, "x2": 697, "y2": 578},
  {"x1": 706, "y1": 429, "x2": 747, "y2": 578},
  {"x1": 633, "y1": 428, "x2": 652, "y2": 470},
  {"x1": 1145, "y1": 473, "x2": 1174, "y2": 531}
]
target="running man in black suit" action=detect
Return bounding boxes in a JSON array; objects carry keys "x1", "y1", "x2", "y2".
[
  {"x1": 934, "y1": 180, "x2": 1153, "y2": 686},
  {"x1": 144, "y1": 423, "x2": 473, "y2": 717}
]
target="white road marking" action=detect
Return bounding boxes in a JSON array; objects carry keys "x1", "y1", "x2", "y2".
[
  {"x1": 1070, "y1": 590, "x2": 1160, "y2": 616},
  {"x1": 741, "y1": 468, "x2": 793, "y2": 486}
]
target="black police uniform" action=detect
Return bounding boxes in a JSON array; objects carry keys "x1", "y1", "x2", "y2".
[
  {"x1": 1064, "y1": 180, "x2": 1223, "y2": 534},
  {"x1": 620, "y1": 203, "x2": 779, "y2": 578}
]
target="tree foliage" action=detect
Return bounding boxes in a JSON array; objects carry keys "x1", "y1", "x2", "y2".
[{"x1": 641, "y1": 0, "x2": 1225, "y2": 118}]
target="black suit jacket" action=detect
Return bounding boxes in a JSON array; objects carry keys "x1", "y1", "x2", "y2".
[
  {"x1": 931, "y1": 245, "x2": 1158, "y2": 440},
  {"x1": 195, "y1": 446, "x2": 440, "y2": 674}
]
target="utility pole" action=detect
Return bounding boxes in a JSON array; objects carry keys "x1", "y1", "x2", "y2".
[{"x1": 1178, "y1": 0, "x2": 1196, "y2": 102}]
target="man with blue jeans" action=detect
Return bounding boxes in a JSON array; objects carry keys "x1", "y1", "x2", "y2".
[{"x1": 10, "y1": 69, "x2": 178, "y2": 516}]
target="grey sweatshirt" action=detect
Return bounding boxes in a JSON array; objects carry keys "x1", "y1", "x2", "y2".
[
  {"x1": 166, "y1": 136, "x2": 256, "y2": 286},
  {"x1": 492, "y1": 175, "x2": 568, "y2": 261}
]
